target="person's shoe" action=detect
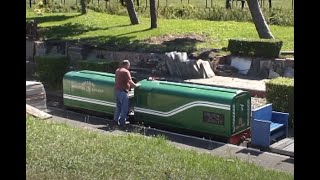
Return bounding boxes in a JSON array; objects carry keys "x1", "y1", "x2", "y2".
[
  {"x1": 118, "y1": 121, "x2": 130, "y2": 126},
  {"x1": 128, "y1": 111, "x2": 134, "y2": 116}
]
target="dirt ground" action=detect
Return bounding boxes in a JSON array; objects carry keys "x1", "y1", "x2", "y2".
[{"x1": 144, "y1": 33, "x2": 207, "y2": 45}]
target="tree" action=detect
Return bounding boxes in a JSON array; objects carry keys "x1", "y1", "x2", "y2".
[
  {"x1": 150, "y1": 0, "x2": 157, "y2": 28},
  {"x1": 225, "y1": 0, "x2": 232, "y2": 9},
  {"x1": 80, "y1": 0, "x2": 87, "y2": 14},
  {"x1": 247, "y1": 0, "x2": 274, "y2": 39},
  {"x1": 124, "y1": 0, "x2": 140, "y2": 25}
]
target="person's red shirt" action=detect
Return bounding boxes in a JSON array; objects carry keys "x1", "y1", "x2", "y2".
[{"x1": 115, "y1": 67, "x2": 131, "y2": 92}]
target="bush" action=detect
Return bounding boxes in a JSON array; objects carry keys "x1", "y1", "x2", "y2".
[
  {"x1": 92, "y1": 4, "x2": 293, "y2": 26},
  {"x1": 35, "y1": 55, "x2": 70, "y2": 90},
  {"x1": 227, "y1": 38, "x2": 283, "y2": 58},
  {"x1": 78, "y1": 60, "x2": 119, "y2": 73},
  {"x1": 29, "y1": 2, "x2": 293, "y2": 26},
  {"x1": 265, "y1": 77, "x2": 294, "y2": 127}
]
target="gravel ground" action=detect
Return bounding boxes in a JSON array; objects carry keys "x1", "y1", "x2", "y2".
[{"x1": 251, "y1": 97, "x2": 267, "y2": 110}]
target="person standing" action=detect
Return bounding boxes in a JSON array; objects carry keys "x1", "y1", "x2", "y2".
[{"x1": 114, "y1": 60, "x2": 140, "y2": 126}]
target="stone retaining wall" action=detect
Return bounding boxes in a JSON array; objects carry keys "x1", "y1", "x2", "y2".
[{"x1": 26, "y1": 39, "x2": 294, "y2": 79}]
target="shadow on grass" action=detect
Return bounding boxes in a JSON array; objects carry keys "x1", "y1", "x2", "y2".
[
  {"x1": 39, "y1": 23, "x2": 124, "y2": 39},
  {"x1": 65, "y1": 35, "x2": 203, "y2": 53},
  {"x1": 26, "y1": 14, "x2": 82, "y2": 23},
  {"x1": 117, "y1": 28, "x2": 152, "y2": 36}
]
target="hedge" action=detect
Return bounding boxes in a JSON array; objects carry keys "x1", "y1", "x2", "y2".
[
  {"x1": 227, "y1": 38, "x2": 283, "y2": 58},
  {"x1": 265, "y1": 77, "x2": 294, "y2": 127},
  {"x1": 78, "y1": 60, "x2": 119, "y2": 73},
  {"x1": 35, "y1": 55, "x2": 70, "y2": 90}
]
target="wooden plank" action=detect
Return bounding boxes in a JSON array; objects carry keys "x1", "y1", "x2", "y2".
[
  {"x1": 269, "y1": 147, "x2": 294, "y2": 157},
  {"x1": 26, "y1": 104, "x2": 52, "y2": 119},
  {"x1": 270, "y1": 138, "x2": 293, "y2": 149},
  {"x1": 269, "y1": 138, "x2": 294, "y2": 157},
  {"x1": 283, "y1": 143, "x2": 294, "y2": 152}
]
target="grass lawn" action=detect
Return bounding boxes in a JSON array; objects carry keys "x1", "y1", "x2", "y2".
[
  {"x1": 26, "y1": 10, "x2": 293, "y2": 52},
  {"x1": 26, "y1": 114, "x2": 293, "y2": 179}
]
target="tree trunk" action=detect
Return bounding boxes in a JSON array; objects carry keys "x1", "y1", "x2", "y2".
[
  {"x1": 241, "y1": 0, "x2": 245, "y2": 9},
  {"x1": 269, "y1": 0, "x2": 272, "y2": 9},
  {"x1": 80, "y1": 0, "x2": 87, "y2": 14},
  {"x1": 247, "y1": 0, "x2": 274, "y2": 39},
  {"x1": 150, "y1": 0, "x2": 157, "y2": 28},
  {"x1": 226, "y1": 0, "x2": 232, "y2": 9},
  {"x1": 125, "y1": 0, "x2": 140, "y2": 25}
]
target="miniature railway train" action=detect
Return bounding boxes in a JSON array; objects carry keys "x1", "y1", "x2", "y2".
[{"x1": 63, "y1": 70, "x2": 253, "y2": 145}]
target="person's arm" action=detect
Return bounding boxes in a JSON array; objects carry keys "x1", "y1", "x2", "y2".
[{"x1": 127, "y1": 71, "x2": 140, "y2": 88}]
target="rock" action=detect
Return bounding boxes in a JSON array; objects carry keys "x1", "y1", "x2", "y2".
[
  {"x1": 198, "y1": 50, "x2": 215, "y2": 60},
  {"x1": 217, "y1": 55, "x2": 227, "y2": 65},
  {"x1": 268, "y1": 69, "x2": 280, "y2": 79},
  {"x1": 188, "y1": 52, "x2": 198, "y2": 59},
  {"x1": 230, "y1": 56, "x2": 252, "y2": 75},
  {"x1": 215, "y1": 64, "x2": 237, "y2": 76},
  {"x1": 283, "y1": 67, "x2": 294, "y2": 78},
  {"x1": 260, "y1": 60, "x2": 272, "y2": 70},
  {"x1": 200, "y1": 60, "x2": 215, "y2": 78},
  {"x1": 259, "y1": 66, "x2": 269, "y2": 79}
]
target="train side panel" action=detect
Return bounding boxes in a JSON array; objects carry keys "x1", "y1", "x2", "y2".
[
  {"x1": 63, "y1": 71, "x2": 116, "y2": 115},
  {"x1": 134, "y1": 80, "x2": 251, "y2": 139}
]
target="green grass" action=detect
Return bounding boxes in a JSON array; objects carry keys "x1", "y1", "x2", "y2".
[
  {"x1": 26, "y1": 10, "x2": 293, "y2": 52},
  {"x1": 26, "y1": 114, "x2": 293, "y2": 179}
]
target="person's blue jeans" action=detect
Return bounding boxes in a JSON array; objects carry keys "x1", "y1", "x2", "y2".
[{"x1": 114, "y1": 90, "x2": 129, "y2": 126}]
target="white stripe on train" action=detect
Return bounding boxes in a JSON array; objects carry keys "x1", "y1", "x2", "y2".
[{"x1": 63, "y1": 94, "x2": 230, "y2": 117}]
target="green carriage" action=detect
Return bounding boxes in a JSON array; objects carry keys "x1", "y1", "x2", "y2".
[{"x1": 134, "y1": 79, "x2": 251, "y2": 142}]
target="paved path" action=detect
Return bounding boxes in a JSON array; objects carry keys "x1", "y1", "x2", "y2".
[
  {"x1": 185, "y1": 76, "x2": 268, "y2": 97},
  {"x1": 45, "y1": 107, "x2": 294, "y2": 175}
]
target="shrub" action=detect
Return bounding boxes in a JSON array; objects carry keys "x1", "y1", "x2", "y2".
[
  {"x1": 35, "y1": 55, "x2": 70, "y2": 90},
  {"x1": 227, "y1": 38, "x2": 283, "y2": 58},
  {"x1": 102, "y1": 4, "x2": 293, "y2": 26},
  {"x1": 29, "y1": 2, "x2": 293, "y2": 26},
  {"x1": 78, "y1": 59, "x2": 119, "y2": 73},
  {"x1": 265, "y1": 77, "x2": 294, "y2": 127}
]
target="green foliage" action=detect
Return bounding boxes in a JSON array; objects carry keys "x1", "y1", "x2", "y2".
[
  {"x1": 78, "y1": 59, "x2": 119, "y2": 73},
  {"x1": 95, "y1": 4, "x2": 294, "y2": 26},
  {"x1": 26, "y1": 115, "x2": 294, "y2": 179},
  {"x1": 227, "y1": 38, "x2": 283, "y2": 58},
  {"x1": 265, "y1": 77, "x2": 294, "y2": 127},
  {"x1": 158, "y1": 4, "x2": 199, "y2": 19},
  {"x1": 264, "y1": 8, "x2": 294, "y2": 26},
  {"x1": 35, "y1": 55, "x2": 70, "y2": 90}
]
